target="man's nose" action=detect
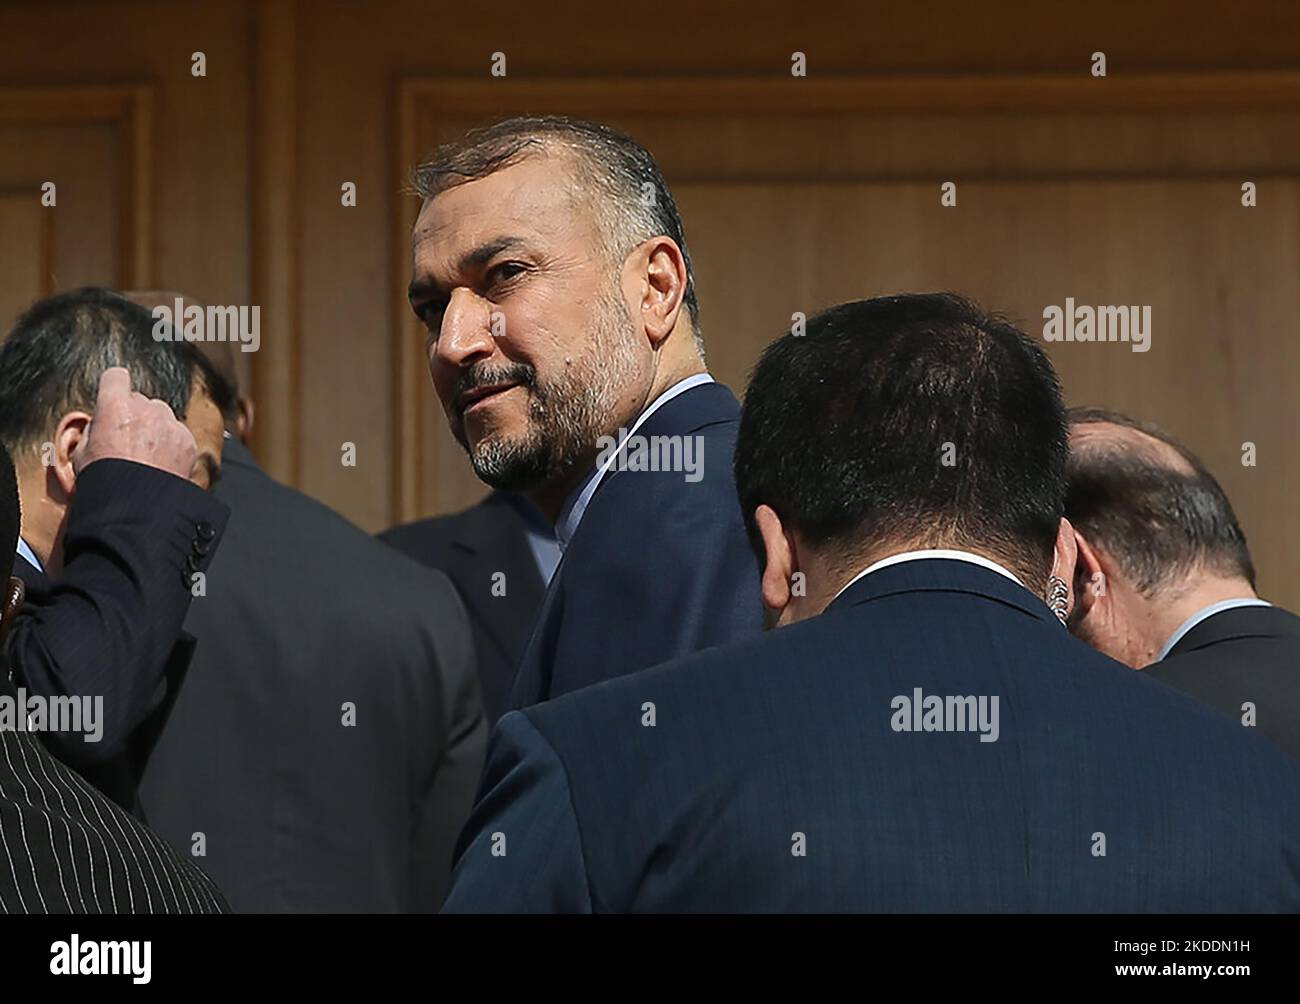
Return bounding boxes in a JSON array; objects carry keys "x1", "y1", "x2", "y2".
[{"x1": 435, "y1": 288, "x2": 497, "y2": 371}]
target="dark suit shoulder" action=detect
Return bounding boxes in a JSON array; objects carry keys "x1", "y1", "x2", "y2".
[
  {"x1": 569, "y1": 412, "x2": 743, "y2": 554},
  {"x1": 1167, "y1": 604, "x2": 1300, "y2": 653},
  {"x1": 511, "y1": 397, "x2": 761, "y2": 707},
  {"x1": 218, "y1": 457, "x2": 462, "y2": 596},
  {"x1": 521, "y1": 579, "x2": 1300, "y2": 911},
  {"x1": 1145, "y1": 604, "x2": 1300, "y2": 761},
  {"x1": 201, "y1": 454, "x2": 477, "y2": 715}
]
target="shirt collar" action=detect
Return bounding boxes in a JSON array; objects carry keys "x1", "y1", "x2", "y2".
[
  {"x1": 501, "y1": 494, "x2": 562, "y2": 586},
  {"x1": 15, "y1": 537, "x2": 43, "y2": 574},
  {"x1": 555, "y1": 373, "x2": 714, "y2": 549},
  {"x1": 830, "y1": 548, "x2": 1026, "y2": 605},
  {"x1": 1155, "y1": 597, "x2": 1272, "y2": 662}
]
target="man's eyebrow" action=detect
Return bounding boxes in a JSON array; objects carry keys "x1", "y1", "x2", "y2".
[
  {"x1": 407, "y1": 275, "x2": 441, "y2": 305},
  {"x1": 408, "y1": 235, "x2": 529, "y2": 304},
  {"x1": 460, "y1": 235, "x2": 528, "y2": 269}
]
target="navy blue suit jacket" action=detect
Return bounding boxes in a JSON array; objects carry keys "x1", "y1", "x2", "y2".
[
  {"x1": 446, "y1": 558, "x2": 1300, "y2": 912},
  {"x1": 507, "y1": 381, "x2": 764, "y2": 709},
  {"x1": 6, "y1": 459, "x2": 228, "y2": 814}
]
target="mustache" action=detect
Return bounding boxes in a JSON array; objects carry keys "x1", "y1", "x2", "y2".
[{"x1": 452, "y1": 362, "x2": 537, "y2": 413}]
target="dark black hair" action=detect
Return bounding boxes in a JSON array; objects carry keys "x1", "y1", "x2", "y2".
[
  {"x1": 734, "y1": 292, "x2": 1068, "y2": 587},
  {"x1": 0, "y1": 287, "x2": 197, "y2": 455},
  {"x1": 412, "y1": 115, "x2": 701, "y2": 339},
  {"x1": 1065, "y1": 407, "x2": 1255, "y2": 593},
  {"x1": 0, "y1": 442, "x2": 18, "y2": 582}
]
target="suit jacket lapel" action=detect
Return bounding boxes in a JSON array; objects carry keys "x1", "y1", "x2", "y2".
[
  {"x1": 445, "y1": 497, "x2": 547, "y2": 664},
  {"x1": 579, "y1": 381, "x2": 741, "y2": 517}
]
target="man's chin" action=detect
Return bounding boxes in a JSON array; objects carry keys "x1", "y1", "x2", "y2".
[{"x1": 469, "y1": 439, "x2": 551, "y2": 493}]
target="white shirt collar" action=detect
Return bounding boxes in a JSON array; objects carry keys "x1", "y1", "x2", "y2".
[
  {"x1": 555, "y1": 373, "x2": 715, "y2": 549},
  {"x1": 1155, "y1": 597, "x2": 1272, "y2": 662},
  {"x1": 831, "y1": 548, "x2": 1026, "y2": 604},
  {"x1": 15, "y1": 537, "x2": 43, "y2": 574}
]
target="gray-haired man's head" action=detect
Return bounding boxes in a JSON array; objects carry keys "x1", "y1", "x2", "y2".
[
  {"x1": 1064, "y1": 407, "x2": 1256, "y2": 667},
  {"x1": 408, "y1": 116, "x2": 705, "y2": 516}
]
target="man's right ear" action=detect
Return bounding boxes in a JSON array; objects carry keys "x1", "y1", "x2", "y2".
[
  {"x1": 0, "y1": 576, "x2": 24, "y2": 643},
  {"x1": 754, "y1": 504, "x2": 794, "y2": 614},
  {"x1": 1072, "y1": 528, "x2": 1107, "y2": 619},
  {"x1": 51, "y1": 411, "x2": 92, "y2": 497}
]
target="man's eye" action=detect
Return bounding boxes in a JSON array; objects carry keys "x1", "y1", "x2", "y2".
[{"x1": 488, "y1": 262, "x2": 527, "y2": 285}]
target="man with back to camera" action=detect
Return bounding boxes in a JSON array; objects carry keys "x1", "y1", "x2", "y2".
[
  {"x1": 1065, "y1": 406, "x2": 1300, "y2": 761},
  {"x1": 128, "y1": 290, "x2": 486, "y2": 912}
]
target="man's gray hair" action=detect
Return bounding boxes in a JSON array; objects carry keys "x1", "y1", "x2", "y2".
[{"x1": 412, "y1": 115, "x2": 703, "y2": 352}]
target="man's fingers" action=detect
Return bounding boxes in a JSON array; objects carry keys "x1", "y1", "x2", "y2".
[
  {"x1": 148, "y1": 398, "x2": 177, "y2": 421},
  {"x1": 96, "y1": 367, "x2": 133, "y2": 408}
]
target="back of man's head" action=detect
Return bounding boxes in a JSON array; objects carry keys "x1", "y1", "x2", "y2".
[
  {"x1": 1065, "y1": 408, "x2": 1255, "y2": 596},
  {"x1": 735, "y1": 292, "x2": 1068, "y2": 590},
  {"x1": 0, "y1": 287, "x2": 194, "y2": 460}
]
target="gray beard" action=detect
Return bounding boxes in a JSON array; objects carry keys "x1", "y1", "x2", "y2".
[{"x1": 465, "y1": 295, "x2": 639, "y2": 493}]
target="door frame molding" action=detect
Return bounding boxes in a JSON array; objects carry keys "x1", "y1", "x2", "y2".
[{"x1": 0, "y1": 84, "x2": 156, "y2": 288}]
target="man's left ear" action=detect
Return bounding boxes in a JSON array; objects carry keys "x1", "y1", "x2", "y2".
[
  {"x1": 629, "y1": 237, "x2": 688, "y2": 349},
  {"x1": 0, "y1": 576, "x2": 24, "y2": 643}
]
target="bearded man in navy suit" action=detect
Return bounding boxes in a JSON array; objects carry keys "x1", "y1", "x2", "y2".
[{"x1": 408, "y1": 116, "x2": 763, "y2": 710}]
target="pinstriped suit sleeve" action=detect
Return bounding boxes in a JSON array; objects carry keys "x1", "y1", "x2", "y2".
[
  {"x1": 0, "y1": 723, "x2": 228, "y2": 914},
  {"x1": 441, "y1": 711, "x2": 592, "y2": 913}
]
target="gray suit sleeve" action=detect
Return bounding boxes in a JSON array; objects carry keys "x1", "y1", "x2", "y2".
[{"x1": 441, "y1": 711, "x2": 593, "y2": 913}]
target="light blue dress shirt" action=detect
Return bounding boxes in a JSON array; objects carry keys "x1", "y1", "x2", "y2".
[{"x1": 15, "y1": 537, "x2": 43, "y2": 574}]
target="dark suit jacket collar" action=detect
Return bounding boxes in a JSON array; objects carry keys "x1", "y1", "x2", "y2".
[
  {"x1": 554, "y1": 380, "x2": 740, "y2": 547},
  {"x1": 1169, "y1": 603, "x2": 1300, "y2": 658},
  {"x1": 585, "y1": 381, "x2": 739, "y2": 501},
  {"x1": 825, "y1": 556, "x2": 1054, "y2": 625},
  {"x1": 444, "y1": 493, "x2": 547, "y2": 659},
  {"x1": 636, "y1": 379, "x2": 740, "y2": 439},
  {"x1": 458, "y1": 491, "x2": 543, "y2": 546}
]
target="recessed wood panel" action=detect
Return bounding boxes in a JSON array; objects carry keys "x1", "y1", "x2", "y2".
[
  {"x1": 680, "y1": 177, "x2": 1300, "y2": 607},
  {"x1": 0, "y1": 192, "x2": 49, "y2": 333}
]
